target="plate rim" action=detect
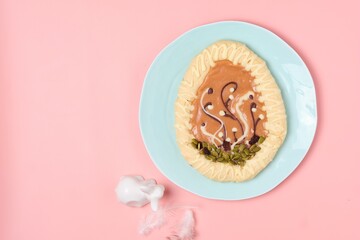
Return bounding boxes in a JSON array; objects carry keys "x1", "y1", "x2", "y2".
[{"x1": 139, "y1": 20, "x2": 318, "y2": 200}]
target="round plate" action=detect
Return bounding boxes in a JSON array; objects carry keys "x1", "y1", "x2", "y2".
[{"x1": 139, "y1": 21, "x2": 317, "y2": 200}]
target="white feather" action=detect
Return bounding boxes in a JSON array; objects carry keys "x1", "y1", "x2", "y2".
[
  {"x1": 138, "y1": 208, "x2": 167, "y2": 235},
  {"x1": 171, "y1": 209, "x2": 195, "y2": 240}
]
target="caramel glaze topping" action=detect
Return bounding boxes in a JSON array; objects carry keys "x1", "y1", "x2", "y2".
[{"x1": 190, "y1": 60, "x2": 268, "y2": 151}]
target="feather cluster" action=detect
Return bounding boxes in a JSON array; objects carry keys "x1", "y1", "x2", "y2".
[{"x1": 138, "y1": 207, "x2": 196, "y2": 239}]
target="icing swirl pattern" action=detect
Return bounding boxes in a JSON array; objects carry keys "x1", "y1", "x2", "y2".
[{"x1": 190, "y1": 60, "x2": 268, "y2": 151}]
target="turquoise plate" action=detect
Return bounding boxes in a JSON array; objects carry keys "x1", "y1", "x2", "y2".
[{"x1": 139, "y1": 21, "x2": 317, "y2": 200}]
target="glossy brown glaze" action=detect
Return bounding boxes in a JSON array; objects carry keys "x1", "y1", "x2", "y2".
[{"x1": 190, "y1": 60, "x2": 268, "y2": 148}]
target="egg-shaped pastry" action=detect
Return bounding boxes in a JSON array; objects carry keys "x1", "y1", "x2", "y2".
[{"x1": 175, "y1": 40, "x2": 287, "y2": 182}]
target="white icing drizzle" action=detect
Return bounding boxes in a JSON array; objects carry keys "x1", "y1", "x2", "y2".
[
  {"x1": 201, "y1": 125, "x2": 222, "y2": 145},
  {"x1": 231, "y1": 91, "x2": 254, "y2": 149},
  {"x1": 200, "y1": 88, "x2": 224, "y2": 145}
]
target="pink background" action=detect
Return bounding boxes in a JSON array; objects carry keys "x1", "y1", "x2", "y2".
[{"x1": 1, "y1": 0, "x2": 360, "y2": 239}]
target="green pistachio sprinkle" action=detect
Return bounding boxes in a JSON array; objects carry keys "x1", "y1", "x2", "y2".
[
  {"x1": 258, "y1": 136, "x2": 266, "y2": 144},
  {"x1": 249, "y1": 144, "x2": 257, "y2": 151},
  {"x1": 239, "y1": 144, "x2": 246, "y2": 152},
  {"x1": 240, "y1": 152, "x2": 247, "y2": 158},
  {"x1": 190, "y1": 137, "x2": 266, "y2": 166},
  {"x1": 211, "y1": 150, "x2": 219, "y2": 157},
  {"x1": 252, "y1": 146, "x2": 261, "y2": 152},
  {"x1": 244, "y1": 148, "x2": 250, "y2": 155}
]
